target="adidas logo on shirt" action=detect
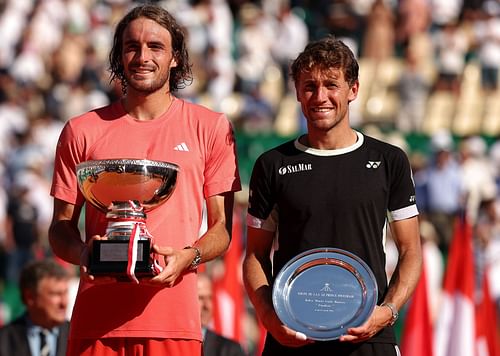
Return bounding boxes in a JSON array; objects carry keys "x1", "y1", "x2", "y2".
[{"x1": 174, "y1": 142, "x2": 189, "y2": 152}]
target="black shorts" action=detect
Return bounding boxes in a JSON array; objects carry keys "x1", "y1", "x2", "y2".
[{"x1": 262, "y1": 337, "x2": 400, "y2": 356}]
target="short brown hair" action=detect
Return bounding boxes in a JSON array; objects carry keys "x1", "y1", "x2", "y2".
[
  {"x1": 20, "y1": 259, "x2": 69, "y2": 303},
  {"x1": 290, "y1": 37, "x2": 359, "y2": 87}
]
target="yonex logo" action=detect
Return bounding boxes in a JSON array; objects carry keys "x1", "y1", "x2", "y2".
[
  {"x1": 366, "y1": 161, "x2": 381, "y2": 169},
  {"x1": 174, "y1": 142, "x2": 189, "y2": 152}
]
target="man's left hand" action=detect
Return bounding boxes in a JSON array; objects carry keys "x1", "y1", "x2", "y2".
[
  {"x1": 145, "y1": 245, "x2": 193, "y2": 287},
  {"x1": 339, "y1": 305, "x2": 393, "y2": 343}
]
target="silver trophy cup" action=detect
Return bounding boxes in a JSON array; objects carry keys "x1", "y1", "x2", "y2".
[{"x1": 76, "y1": 159, "x2": 179, "y2": 282}]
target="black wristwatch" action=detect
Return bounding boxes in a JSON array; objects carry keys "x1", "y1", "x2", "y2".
[{"x1": 184, "y1": 246, "x2": 201, "y2": 270}]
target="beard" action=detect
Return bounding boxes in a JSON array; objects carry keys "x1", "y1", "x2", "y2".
[{"x1": 125, "y1": 69, "x2": 170, "y2": 94}]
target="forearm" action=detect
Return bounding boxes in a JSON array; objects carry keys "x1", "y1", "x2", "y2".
[
  {"x1": 384, "y1": 242, "x2": 423, "y2": 310},
  {"x1": 194, "y1": 221, "x2": 230, "y2": 264},
  {"x1": 193, "y1": 193, "x2": 233, "y2": 264},
  {"x1": 48, "y1": 219, "x2": 85, "y2": 265},
  {"x1": 243, "y1": 253, "x2": 276, "y2": 328},
  {"x1": 383, "y1": 216, "x2": 422, "y2": 310}
]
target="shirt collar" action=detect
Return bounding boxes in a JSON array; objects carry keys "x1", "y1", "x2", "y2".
[{"x1": 25, "y1": 314, "x2": 60, "y2": 338}]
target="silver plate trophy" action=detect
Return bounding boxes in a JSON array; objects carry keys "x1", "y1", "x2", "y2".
[
  {"x1": 76, "y1": 159, "x2": 179, "y2": 282},
  {"x1": 272, "y1": 248, "x2": 378, "y2": 340}
]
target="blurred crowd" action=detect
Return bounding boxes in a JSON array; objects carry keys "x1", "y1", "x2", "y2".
[{"x1": 0, "y1": 0, "x2": 500, "y2": 352}]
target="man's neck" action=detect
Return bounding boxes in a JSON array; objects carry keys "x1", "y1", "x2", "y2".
[
  {"x1": 304, "y1": 128, "x2": 358, "y2": 150},
  {"x1": 122, "y1": 91, "x2": 175, "y2": 121}
]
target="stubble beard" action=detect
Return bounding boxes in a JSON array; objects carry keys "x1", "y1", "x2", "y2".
[
  {"x1": 125, "y1": 70, "x2": 170, "y2": 95},
  {"x1": 308, "y1": 113, "x2": 344, "y2": 133}
]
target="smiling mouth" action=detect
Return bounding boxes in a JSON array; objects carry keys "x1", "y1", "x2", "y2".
[
  {"x1": 311, "y1": 108, "x2": 333, "y2": 113},
  {"x1": 131, "y1": 67, "x2": 155, "y2": 74}
]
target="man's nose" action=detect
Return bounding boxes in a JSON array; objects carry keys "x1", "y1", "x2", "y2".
[
  {"x1": 313, "y1": 86, "x2": 328, "y2": 101},
  {"x1": 136, "y1": 46, "x2": 152, "y2": 62}
]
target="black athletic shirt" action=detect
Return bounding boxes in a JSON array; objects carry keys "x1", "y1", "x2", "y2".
[{"x1": 247, "y1": 132, "x2": 418, "y2": 347}]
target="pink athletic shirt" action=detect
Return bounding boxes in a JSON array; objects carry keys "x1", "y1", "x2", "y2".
[{"x1": 50, "y1": 98, "x2": 241, "y2": 340}]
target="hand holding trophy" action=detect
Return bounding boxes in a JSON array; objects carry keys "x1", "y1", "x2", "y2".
[
  {"x1": 272, "y1": 248, "x2": 378, "y2": 340},
  {"x1": 76, "y1": 158, "x2": 179, "y2": 283}
]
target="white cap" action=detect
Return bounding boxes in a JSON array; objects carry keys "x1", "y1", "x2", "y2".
[
  {"x1": 463, "y1": 136, "x2": 487, "y2": 157},
  {"x1": 430, "y1": 129, "x2": 453, "y2": 152}
]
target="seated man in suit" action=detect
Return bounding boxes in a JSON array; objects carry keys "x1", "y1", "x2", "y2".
[
  {"x1": 197, "y1": 272, "x2": 246, "y2": 356},
  {"x1": 0, "y1": 258, "x2": 70, "y2": 356}
]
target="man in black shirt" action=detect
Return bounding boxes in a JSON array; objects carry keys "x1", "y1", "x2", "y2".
[{"x1": 243, "y1": 37, "x2": 422, "y2": 356}]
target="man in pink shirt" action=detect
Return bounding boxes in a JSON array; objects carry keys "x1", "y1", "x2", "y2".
[{"x1": 48, "y1": 4, "x2": 241, "y2": 356}]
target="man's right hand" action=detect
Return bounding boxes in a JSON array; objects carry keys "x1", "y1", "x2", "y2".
[
  {"x1": 79, "y1": 235, "x2": 116, "y2": 284},
  {"x1": 264, "y1": 311, "x2": 314, "y2": 348}
]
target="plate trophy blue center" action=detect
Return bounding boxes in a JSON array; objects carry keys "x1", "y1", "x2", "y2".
[
  {"x1": 272, "y1": 248, "x2": 378, "y2": 340},
  {"x1": 76, "y1": 158, "x2": 179, "y2": 282}
]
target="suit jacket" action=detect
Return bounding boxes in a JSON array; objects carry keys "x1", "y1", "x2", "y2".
[
  {"x1": 203, "y1": 329, "x2": 246, "y2": 356},
  {"x1": 0, "y1": 314, "x2": 70, "y2": 356}
]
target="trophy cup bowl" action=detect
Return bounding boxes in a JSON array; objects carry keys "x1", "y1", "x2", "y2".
[{"x1": 76, "y1": 158, "x2": 179, "y2": 281}]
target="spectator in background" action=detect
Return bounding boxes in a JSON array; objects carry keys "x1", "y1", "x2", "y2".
[
  {"x1": 396, "y1": 46, "x2": 431, "y2": 133},
  {"x1": 202, "y1": 0, "x2": 235, "y2": 108},
  {"x1": 0, "y1": 259, "x2": 70, "y2": 356},
  {"x1": 179, "y1": 0, "x2": 235, "y2": 108},
  {"x1": 474, "y1": 192, "x2": 500, "y2": 317},
  {"x1": 5, "y1": 178, "x2": 40, "y2": 285},
  {"x1": 197, "y1": 272, "x2": 246, "y2": 356},
  {"x1": 0, "y1": 72, "x2": 29, "y2": 162},
  {"x1": 361, "y1": 0, "x2": 396, "y2": 61},
  {"x1": 472, "y1": 3, "x2": 500, "y2": 94},
  {"x1": 489, "y1": 140, "x2": 500, "y2": 192},
  {"x1": 324, "y1": 0, "x2": 363, "y2": 56},
  {"x1": 396, "y1": 0, "x2": 431, "y2": 48},
  {"x1": 269, "y1": 1, "x2": 309, "y2": 93},
  {"x1": 422, "y1": 130, "x2": 464, "y2": 253},
  {"x1": 429, "y1": 0, "x2": 464, "y2": 29},
  {"x1": 0, "y1": 183, "x2": 7, "y2": 285},
  {"x1": 432, "y1": 21, "x2": 469, "y2": 96},
  {"x1": 459, "y1": 135, "x2": 498, "y2": 224},
  {"x1": 234, "y1": 3, "x2": 274, "y2": 94},
  {"x1": 237, "y1": 85, "x2": 275, "y2": 134}
]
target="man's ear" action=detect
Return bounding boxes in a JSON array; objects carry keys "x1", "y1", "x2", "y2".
[
  {"x1": 23, "y1": 288, "x2": 35, "y2": 307},
  {"x1": 348, "y1": 80, "x2": 359, "y2": 102},
  {"x1": 170, "y1": 56, "x2": 178, "y2": 69}
]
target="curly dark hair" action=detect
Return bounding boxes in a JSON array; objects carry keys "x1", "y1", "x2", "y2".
[
  {"x1": 290, "y1": 36, "x2": 359, "y2": 87},
  {"x1": 109, "y1": 4, "x2": 192, "y2": 93}
]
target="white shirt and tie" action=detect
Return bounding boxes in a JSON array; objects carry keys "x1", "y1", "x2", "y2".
[{"x1": 27, "y1": 324, "x2": 59, "y2": 356}]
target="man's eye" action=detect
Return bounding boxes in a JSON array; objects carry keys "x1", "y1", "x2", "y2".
[{"x1": 149, "y1": 44, "x2": 164, "y2": 50}]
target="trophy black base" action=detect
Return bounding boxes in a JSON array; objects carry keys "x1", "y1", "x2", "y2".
[{"x1": 89, "y1": 239, "x2": 155, "y2": 278}]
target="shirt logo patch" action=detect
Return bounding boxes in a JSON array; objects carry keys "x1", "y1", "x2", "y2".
[
  {"x1": 278, "y1": 163, "x2": 312, "y2": 175},
  {"x1": 174, "y1": 142, "x2": 189, "y2": 152},
  {"x1": 366, "y1": 161, "x2": 381, "y2": 169}
]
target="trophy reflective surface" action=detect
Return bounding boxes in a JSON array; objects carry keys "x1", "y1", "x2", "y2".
[
  {"x1": 76, "y1": 159, "x2": 179, "y2": 282},
  {"x1": 272, "y1": 248, "x2": 378, "y2": 340}
]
